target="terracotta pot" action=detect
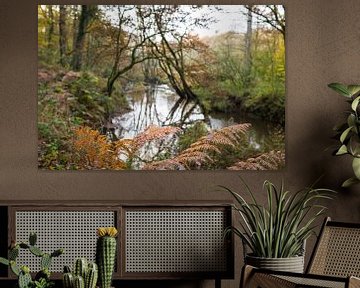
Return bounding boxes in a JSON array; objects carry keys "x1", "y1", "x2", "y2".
[{"x1": 245, "y1": 254, "x2": 305, "y2": 273}]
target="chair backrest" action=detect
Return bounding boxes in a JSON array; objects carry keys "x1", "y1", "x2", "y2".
[{"x1": 307, "y1": 217, "x2": 360, "y2": 277}]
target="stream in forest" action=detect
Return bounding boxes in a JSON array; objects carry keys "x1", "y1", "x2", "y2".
[{"x1": 111, "y1": 84, "x2": 283, "y2": 152}]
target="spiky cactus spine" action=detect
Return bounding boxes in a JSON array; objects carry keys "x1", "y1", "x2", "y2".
[{"x1": 96, "y1": 227, "x2": 118, "y2": 288}]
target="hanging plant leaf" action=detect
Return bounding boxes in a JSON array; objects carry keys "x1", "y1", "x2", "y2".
[
  {"x1": 342, "y1": 177, "x2": 360, "y2": 188},
  {"x1": 347, "y1": 85, "x2": 360, "y2": 97},
  {"x1": 328, "y1": 83, "x2": 352, "y2": 97},
  {"x1": 340, "y1": 127, "x2": 353, "y2": 143},
  {"x1": 336, "y1": 145, "x2": 348, "y2": 155},
  {"x1": 349, "y1": 135, "x2": 360, "y2": 156},
  {"x1": 351, "y1": 96, "x2": 360, "y2": 111},
  {"x1": 347, "y1": 114, "x2": 356, "y2": 128},
  {"x1": 352, "y1": 157, "x2": 360, "y2": 179}
]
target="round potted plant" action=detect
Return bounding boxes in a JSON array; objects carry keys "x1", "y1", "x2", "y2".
[{"x1": 222, "y1": 179, "x2": 334, "y2": 273}]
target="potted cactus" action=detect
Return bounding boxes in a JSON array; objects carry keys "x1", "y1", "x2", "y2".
[
  {"x1": 62, "y1": 258, "x2": 98, "y2": 288},
  {"x1": 0, "y1": 232, "x2": 63, "y2": 288},
  {"x1": 96, "y1": 227, "x2": 118, "y2": 288}
]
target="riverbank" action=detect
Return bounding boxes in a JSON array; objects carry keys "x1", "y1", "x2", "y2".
[{"x1": 38, "y1": 67, "x2": 285, "y2": 170}]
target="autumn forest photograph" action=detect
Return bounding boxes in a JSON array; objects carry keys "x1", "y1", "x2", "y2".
[{"x1": 38, "y1": 5, "x2": 286, "y2": 170}]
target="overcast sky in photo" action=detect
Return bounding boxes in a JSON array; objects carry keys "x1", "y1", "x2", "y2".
[
  {"x1": 102, "y1": 5, "x2": 249, "y2": 38},
  {"x1": 101, "y1": 5, "x2": 285, "y2": 38},
  {"x1": 190, "y1": 5, "x2": 248, "y2": 36}
]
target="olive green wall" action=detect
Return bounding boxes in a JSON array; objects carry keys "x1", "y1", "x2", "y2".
[{"x1": 1, "y1": 0, "x2": 360, "y2": 287}]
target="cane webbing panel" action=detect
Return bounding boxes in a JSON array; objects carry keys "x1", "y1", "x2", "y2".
[
  {"x1": 277, "y1": 275, "x2": 345, "y2": 288},
  {"x1": 125, "y1": 210, "x2": 227, "y2": 273},
  {"x1": 15, "y1": 211, "x2": 115, "y2": 272},
  {"x1": 309, "y1": 226, "x2": 360, "y2": 277}
]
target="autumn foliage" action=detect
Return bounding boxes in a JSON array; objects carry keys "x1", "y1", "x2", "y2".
[
  {"x1": 73, "y1": 126, "x2": 126, "y2": 170},
  {"x1": 73, "y1": 125, "x2": 181, "y2": 170},
  {"x1": 72, "y1": 124, "x2": 285, "y2": 170}
]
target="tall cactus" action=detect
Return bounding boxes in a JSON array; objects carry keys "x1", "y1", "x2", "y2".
[{"x1": 96, "y1": 227, "x2": 118, "y2": 288}]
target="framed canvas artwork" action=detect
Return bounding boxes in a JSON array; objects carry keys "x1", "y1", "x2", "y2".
[{"x1": 38, "y1": 5, "x2": 285, "y2": 170}]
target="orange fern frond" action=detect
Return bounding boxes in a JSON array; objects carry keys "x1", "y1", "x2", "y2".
[
  {"x1": 143, "y1": 159, "x2": 187, "y2": 170},
  {"x1": 133, "y1": 125, "x2": 181, "y2": 150},
  {"x1": 144, "y1": 123, "x2": 251, "y2": 170},
  {"x1": 72, "y1": 126, "x2": 126, "y2": 170},
  {"x1": 227, "y1": 150, "x2": 285, "y2": 170}
]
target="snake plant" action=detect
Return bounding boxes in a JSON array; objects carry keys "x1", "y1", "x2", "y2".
[
  {"x1": 328, "y1": 82, "x2": 360, "y2": 187},
  {"x1": 222, "y1": 179, "x2": 335, "y2": 258}
]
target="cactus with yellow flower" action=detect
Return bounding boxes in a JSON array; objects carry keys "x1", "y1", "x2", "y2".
[{"x1": 96, "y1": 227, "x2": 118, "y2": 288}]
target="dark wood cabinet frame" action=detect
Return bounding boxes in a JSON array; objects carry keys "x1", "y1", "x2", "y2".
[{"x1": 0, "y1": 201, "x2": 234, "y2": 286}]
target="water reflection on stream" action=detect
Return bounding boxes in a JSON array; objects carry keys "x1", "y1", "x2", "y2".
[{"x1": 112, "y1": 84, "x2": 281, "y2": 151}]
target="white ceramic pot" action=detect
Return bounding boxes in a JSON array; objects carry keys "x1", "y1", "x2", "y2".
[{"x1": 245, "y1": 254, "x2": 305, "y2": 273}]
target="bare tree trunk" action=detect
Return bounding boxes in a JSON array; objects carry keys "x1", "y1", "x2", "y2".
[
  {"x1": 71, "y1": 5, "x2": 97, "y2": 71},
  {"x1": 244, "y1": 6, "x2": 253, "y2": 91},
  {"x1": 71, "y1": 5, "x2": 79, "y2": 52},
  {"x1": 46, "y1": 6, "x2": 54, "y2": 49},
  {"x1": 59, "y1": 5, "x2": 68, "y2": 67}
]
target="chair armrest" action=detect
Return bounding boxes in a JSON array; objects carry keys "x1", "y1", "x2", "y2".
[
  {"x1": 240, "y1": 265, "x2": 349, "y2": 288},
  {"x1": 240, "y1": 265, "x2": 296, "y2": 288},
  {"x1": 349, "y1": 276, "x2": 360, "y2": 288}
]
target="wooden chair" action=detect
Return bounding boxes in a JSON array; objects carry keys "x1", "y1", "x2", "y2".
[{"x1": 241, "y1": 217, "x2": 360, "y2": 288}]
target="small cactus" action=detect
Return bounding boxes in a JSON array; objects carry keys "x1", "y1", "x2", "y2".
[
  {"x1": 96, "y1": 227, "x2": 118, "y2": 288},
  {"x1": 74, "y1": 258, "x2": 88, "y2": 279},
  {"x1": 85, "y1": 263, "x2": 98, "y2": 288},
  {"x1": 10, "y1": 260, "x2": 20, "y2": 276},
  {"x1": 9, "y1": 246, "x2": 19, "y2": 260},
  {"x1": 41, "y1": 253, "x2": 52, "y2": 270},
  {"x1": 63, "y1": 272, "x2": 74, "y2": 288},
  {"x1": 64, "y1": 265, "x2": 72, "y2": 273},
  {"x1": 74, "y1": 275, "x2": 85, "y2": 288},
  {"x1": 18, "y1": 270, "x2": 32, "y2": 288},
  {"x1": 0, "y1": 232, "x2": 63, "y2": 288},
  {"x1": 35, "y1": 268, "x2": 50, "y2": 281},
  {"x1": 29, "y1": 232, "x2": 37, "y2": 246},
  {"x1": 29, "y1": 245, "x2": 44, "y2": 257},
  {"x1": 63, "y1": 259, "x2": 98, "y2": 288},
  {"x1": 51, "y1": 248, "x2": 64, "y2": 257}
]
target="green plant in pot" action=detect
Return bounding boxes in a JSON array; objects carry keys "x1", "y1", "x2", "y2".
[
  {"x1": 328, "y1": 82, "x2": 360, "y2": 187},
  {"x1": 222, "y1": 179, "x2": 334, "y2": 273}
]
